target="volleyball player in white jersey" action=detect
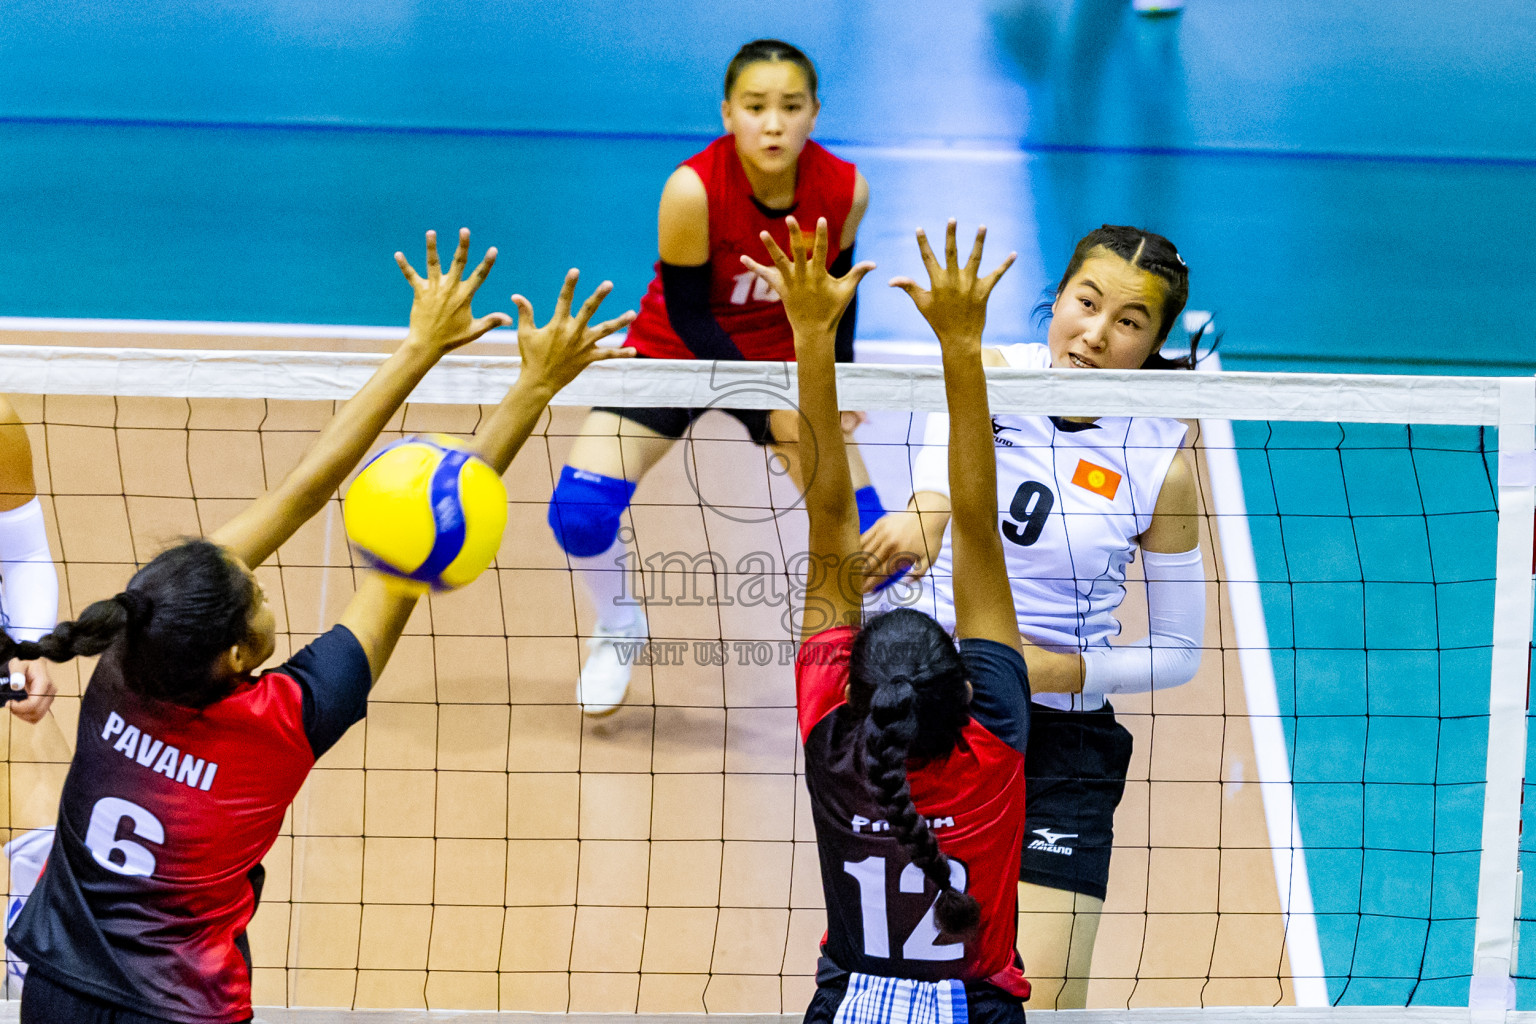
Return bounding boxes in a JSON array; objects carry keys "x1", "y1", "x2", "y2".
[
  {"x1": 0, "y1": 395, "x2": 58, "y2": 724},
  {"x1": 0, "y1": 395, "x2": 60, "y2": 998},
  {"x1": 869, "y1": 225, "x2": 1207, "y2": 1008}
]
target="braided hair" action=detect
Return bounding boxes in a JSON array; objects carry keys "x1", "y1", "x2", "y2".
[
  {"x1": 0, "y1": 538, "x2": 255, "y2": 708},
  {"x1": 1035, "y1": 224, "x2": 1215, "y2": 369},
  {"x1": 847, "y1": 608, "x2": 981, "y2": 941}
]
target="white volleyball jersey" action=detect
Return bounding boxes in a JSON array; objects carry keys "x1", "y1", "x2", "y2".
[{"x1": 911, "y1": 343, "x2": 1188, "y2": 711}]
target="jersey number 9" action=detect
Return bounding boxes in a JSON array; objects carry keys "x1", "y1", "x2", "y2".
[{"x1": 1003, "y1": 481, "x2": 1054, "y2": 547}]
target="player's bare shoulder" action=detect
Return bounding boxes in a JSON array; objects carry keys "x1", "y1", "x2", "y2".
[
  {"x1": 1140, "y1": 447, "x2": 1198, "y2": 552},
  {"x1": 1159, "y1": 447, "x2": 1198, "y2": 511},
  {"x1": 657, "y1": 166, "x2": 710, "y2": 265}
]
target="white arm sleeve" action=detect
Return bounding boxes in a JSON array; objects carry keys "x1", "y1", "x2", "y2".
[
  {"x1": 909, "y1": 412, "x2": 951, "y2": 498},
  {"x1": 1081, "y1": 546, "x2": 1205, "y2": 697},
  {"x1": 0, "y1": 498, "x2": 59, "y2": 642}
]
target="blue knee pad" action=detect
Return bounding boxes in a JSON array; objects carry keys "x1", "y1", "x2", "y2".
[{"x1": 548, "y1": 466, "x2": 637, "y2": 558}]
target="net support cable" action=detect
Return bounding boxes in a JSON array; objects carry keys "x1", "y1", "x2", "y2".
[{"x1": 7, "y1": 1006, "x2": 1536, "y2": 1023}]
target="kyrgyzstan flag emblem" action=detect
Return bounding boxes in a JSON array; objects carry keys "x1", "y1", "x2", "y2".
[{"x1": 1071, "y1": 459, "x2": 1122, "y2": 500}]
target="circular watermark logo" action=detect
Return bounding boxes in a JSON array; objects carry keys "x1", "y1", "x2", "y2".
[{"x1": 679, "y1": 380, "x2": 821, "y2": 526}]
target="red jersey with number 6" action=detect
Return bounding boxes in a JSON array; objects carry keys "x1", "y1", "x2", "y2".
[
  {"x1": 8, "y1": 626, "x2": 371, "y2": 1024},
  {"x1": 797, "y1": 626, "x2": 1033, "y2": 995},
  {"x1": 624, "y1": 134, "x2": 857, "y2": 361}
]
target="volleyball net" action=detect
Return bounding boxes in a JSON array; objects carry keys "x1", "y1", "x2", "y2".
[{"x1": 0, "y1": 337, "x2": 1531, "y2": 1021}]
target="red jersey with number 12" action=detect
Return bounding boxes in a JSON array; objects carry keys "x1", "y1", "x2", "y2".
[
  {"x1": 624, "y1": 135, "x2": 857, "y2": 361},
  {"x1": 797, "y1": 626, "x2": 1032, "y2": 996}
]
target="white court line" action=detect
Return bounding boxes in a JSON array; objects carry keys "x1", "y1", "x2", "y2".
[{"x1": 1200, "y1": 352, "x2": 1330, "y2": 1006}]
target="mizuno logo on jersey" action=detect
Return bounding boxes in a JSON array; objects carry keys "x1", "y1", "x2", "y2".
[
  {"x1": 992, "y1": 417, "x2": 1017, "y2": 447},
  {"x1": 1027, "y1": 827, "x2": 1077, "y2": 855},
  {"x1": 1070, "y1": 459, "x2": 1122, "y2": 500},
  {"x1": 101, "y1": 711, "x2": 219, "y2": 792}
]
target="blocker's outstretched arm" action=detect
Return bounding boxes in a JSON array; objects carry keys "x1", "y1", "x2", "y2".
[
  {"x1": 472, "y1": 270, "x2": 636, "y2": 474},
  {"x1": 891, "y1": 221, "x2": 1020, "y2": 652},
  {"x1": 891, "y1": 221, "x2": 1081, "y2": 693},
  {"x1": 741, "y1": 217, "x2": 875, "y2": 642},
  {"x1": 339, "y1": 270, "x2": 635, "y2": 683},
  {"x1": 212, "y1": 229, "x2": 510, "y2": 572}
]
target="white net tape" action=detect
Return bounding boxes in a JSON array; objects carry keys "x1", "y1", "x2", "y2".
[{"x1": 0, "y1": 344, "x2": 1511, "y2": 423}]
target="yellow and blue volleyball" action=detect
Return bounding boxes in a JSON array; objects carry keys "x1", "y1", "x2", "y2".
[{"x1": 343, "y1": 434, "x2": 507, "y2": 590}]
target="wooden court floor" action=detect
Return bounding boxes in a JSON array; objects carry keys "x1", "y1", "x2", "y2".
[{"x1": 0, "y1": 381, "x2": 1295, "y2": 1012}]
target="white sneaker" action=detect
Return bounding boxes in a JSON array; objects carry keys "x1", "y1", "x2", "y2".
[
  {"x1": 577, "y1": 614, "x2": 647, "y2": 716},
  {"x1": 1133, "y1": 0, "x2": 1185, "y2": 13}
]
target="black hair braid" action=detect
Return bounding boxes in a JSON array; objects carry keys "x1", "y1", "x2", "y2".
[
  {"x1": 860, "y1": 674, "x2": 982, "y2": 942},
  {"x1": 0, "y1": 595, "x2": 129, "y2": 665},
  {"x1": 847, "y1": 609, "x2": 979, "y2": 939},
  {"x1": 0, "y1": 538, "x2": 255, "y2": 709}
]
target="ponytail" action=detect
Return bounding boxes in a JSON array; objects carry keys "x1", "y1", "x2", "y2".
[
  {"x1": 849, "y1": 609, "x2": 980, "y2": 943},
  {"x1": 1141, "y1": 317, "x2": 1221, "y2": 370},
  {"x1": 0, "y1": 538, "x2": 254, "y2": 709},
  {"x1": 0, "y1": 592, "x2": 135, "y2": 665}
]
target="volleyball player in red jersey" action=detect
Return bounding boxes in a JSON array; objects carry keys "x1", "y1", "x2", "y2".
[
  {"x1": 742, "y1": 218, "x2": 1082, "y2": 1024},
  {"x1": 1, "y1": 230, "x2": 635, "y2": 1024},
  {"x1": 547, "y1": 39, "x2": 886, "y2": 716}
]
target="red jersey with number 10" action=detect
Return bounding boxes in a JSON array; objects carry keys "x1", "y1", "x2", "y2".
[{"x1": 624, "y1": 135, "x2": 857, "y2": 361}]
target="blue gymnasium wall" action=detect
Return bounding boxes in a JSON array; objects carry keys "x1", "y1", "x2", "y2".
[
  {"x1": 2, "y1": 0, "x2": 1536, "y2": 371},
  {"x1": 5, "y1": 0, "x2": 1535, "y2": 157}
]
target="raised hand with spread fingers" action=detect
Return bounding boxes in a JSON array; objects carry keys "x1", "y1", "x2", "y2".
[
  {"x1": 471, "y1": 271, "x2": 638, "y2": 475},
  {"x1": 214, "y1": 229, "x2": 512, "y2": 571},
  {"x1": 741, "y1": 216, "x2": 877, "y2": 639},
  {"x1": 395, "y1": 228, "x2": 516, "y2": 356},
  {"x1": 889, "y1": 219, "x2": 1016, "y2": 355},
  {"x1": 893, "y1": 221, "x2": 1024, "y2": 654},
  {"x1": 740, "y1": 216, "x2": 876, "y2": 361},
  {"x1": 510, "y1": 271, "x2": 637, "y2": 401}
]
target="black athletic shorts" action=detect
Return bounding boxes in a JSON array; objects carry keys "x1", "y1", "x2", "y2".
[
  {"x1": 19, "y1": 969, "x2": 250, "y2": 1024},
  {"x1": 803, "y1": 956, "x2": 1027, "y2": 1024},
  {"x1": 1018, "y1": 702, "x2": 1134, "y2": 902},
  {"x1": 593, "y1": 353, "x2": 777, "y2": 446},
  {"x1": 592, "y1": 403, "x2": 776, "y2": 446}
]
